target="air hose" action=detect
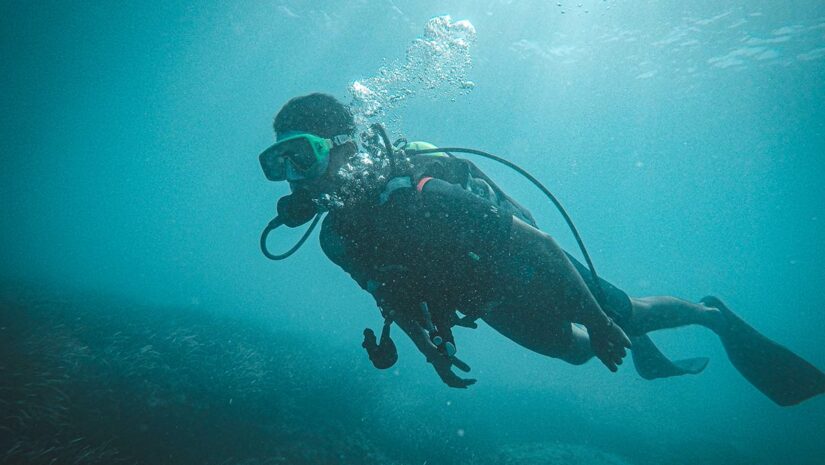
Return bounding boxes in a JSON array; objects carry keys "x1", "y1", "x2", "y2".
[
  {"x1": 371, "y1": 123, "x2": 397, "y2": 172},
  {"x1": 261, "y1": 214, "x2": 321, "y2": 260},
  {"x1": 260, "y1": 214, "x2": 322, "y2": 260}
]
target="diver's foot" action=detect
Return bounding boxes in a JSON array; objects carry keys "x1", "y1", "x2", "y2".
[{"x1": 699, "y1": 296, "x2": 731, "y2": 335}]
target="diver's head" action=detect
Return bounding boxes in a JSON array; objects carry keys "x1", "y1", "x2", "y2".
[
  {"x1": 262, "y1": 93, "x2": 358, "y2": 197},
  {"x1": 274, "y1": 93, "x2": 355, "y2": 141}
]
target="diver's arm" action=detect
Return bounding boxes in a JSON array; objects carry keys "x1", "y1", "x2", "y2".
[{"x1": 387, "y1": 309, "x2": 437, "y2": 359}]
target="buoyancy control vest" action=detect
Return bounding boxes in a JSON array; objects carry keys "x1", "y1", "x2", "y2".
[
  {"x1": 319, "y1": 143, "x2": 536, "y2": 316},
  {"x1": 381, "y1": 142, "x2": 538, "y2": 228}
]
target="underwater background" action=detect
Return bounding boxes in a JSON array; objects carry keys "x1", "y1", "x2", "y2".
[{"x1": 2, "y1": 1, "x2": 824, "y2": 464}]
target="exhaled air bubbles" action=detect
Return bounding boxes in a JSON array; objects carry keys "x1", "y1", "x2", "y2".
[
  {"x1": 316, "y1": 150, "x2": 392, "y2": 211},
  {"x1": 348, "y1": 15, "x2": 477, "y2": 128},
  {"x1": 323, "y1": 16, "x2": 477, "y2": 211}
]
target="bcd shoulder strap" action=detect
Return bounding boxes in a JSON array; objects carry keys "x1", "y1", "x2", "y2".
[{"x1": 404, "y1": 154, "x2": 538, "y2": 227}]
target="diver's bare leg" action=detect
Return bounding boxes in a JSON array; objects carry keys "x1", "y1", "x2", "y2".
[
  {"x1": 550, "y1": 297, "x2": 725, "y2": 365},
  {"x1": 624, "y1": 296, "x2": 725, "y2": 336}
]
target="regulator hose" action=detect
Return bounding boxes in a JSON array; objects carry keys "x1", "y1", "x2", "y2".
[
  {"x1": 260, "y1": 214, "x2": 322, "y2": 261},
  {"x1": 371, "y1": 123, "x2": 396, "y2": 173}
]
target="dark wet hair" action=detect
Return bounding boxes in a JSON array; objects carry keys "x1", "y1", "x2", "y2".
[{"x1": 273, "y1": 93, "x2": 356, "y2": 138}]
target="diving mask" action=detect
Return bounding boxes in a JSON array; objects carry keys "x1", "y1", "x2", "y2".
[{"x1": 259, "y1": 131, "x2": 353, "y2": 182}]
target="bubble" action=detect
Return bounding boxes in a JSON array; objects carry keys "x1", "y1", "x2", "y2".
[
  {"x1": 321, "y1": 16, "x2": 477, "y2": 210},
  {"x1": 315, "y1": 147, "x2": 395, "y2": 211},
  {"x1": 347, "y1": 15, "x2": 477, "y2": 130}
]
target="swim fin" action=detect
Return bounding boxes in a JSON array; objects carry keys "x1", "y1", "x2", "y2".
[
  {"x1": 701, "y1": 296, "x2": 825, "y2": 406},
  {"x1": 631, "y1": 334, "x2": 709, "y2": 380}
]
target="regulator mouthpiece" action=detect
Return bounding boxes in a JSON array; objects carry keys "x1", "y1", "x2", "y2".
[{"x1": 277, "y1": 189, "x2": 318, "y2": 227}]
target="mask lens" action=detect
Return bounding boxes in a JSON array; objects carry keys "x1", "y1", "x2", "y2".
[
  {"x1": 259, "y1": 134, "x2": 330, "y2": 182},
  {"x1": 260, "y1": 147, "x2": 288, "y2": 181},
  {"x1": 278, "y1": 138, "x2": 317, "y2": 172}
]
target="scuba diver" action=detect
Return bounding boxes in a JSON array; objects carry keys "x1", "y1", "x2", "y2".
[{"x1": 258, "y1": 93, "x2": 825, "y2": 406}]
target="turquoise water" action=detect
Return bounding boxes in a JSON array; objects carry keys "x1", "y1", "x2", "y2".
[{"x1": 2, "y1": 1, "x2": 824, "y2": 464}]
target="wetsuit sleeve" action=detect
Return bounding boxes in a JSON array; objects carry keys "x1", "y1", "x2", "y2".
[
  {"x1": 319, "y1": 213, "x2": 421, "y2": 313},
  {"x1": 319, "y1": 214, "x2": 372, "y2": 291},
  {"x1": 413, "y1": 177, "x2": 514, "y2": 252},
  {"x1": 464, "y1": 160, "x2": 538, "y2": 227}
]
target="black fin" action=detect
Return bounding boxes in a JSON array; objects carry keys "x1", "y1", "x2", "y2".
[{"x1": 701, "y1": 296, "x2": 825, "y2": 406}]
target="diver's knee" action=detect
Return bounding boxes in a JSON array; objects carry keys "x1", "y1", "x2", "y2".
[{"x1": 554, "y1": 327, "x2": 593, "y2": 365}]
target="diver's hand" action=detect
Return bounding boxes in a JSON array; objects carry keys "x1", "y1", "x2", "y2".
[
  {"x1": 587, "y1": 318, "x2": 632, "y2": 372},
  {"x1": 429, "y1": 354, "x2": 477, "y2": 388},
  {"x1": 390, "y1": 313, "x2": 476, "y2": 388}
]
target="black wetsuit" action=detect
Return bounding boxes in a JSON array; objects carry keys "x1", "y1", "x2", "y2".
[{"x1": 318, "y1": 155, "x2": 632, "y2": 335}]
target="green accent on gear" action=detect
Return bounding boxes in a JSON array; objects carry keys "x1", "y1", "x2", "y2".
[
  {"x1": 407, "y1": 141, "x2": 447, "y2": 157},
  {"x1": 259, "y1": 132, "x2": 337, "y2": 182}
]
